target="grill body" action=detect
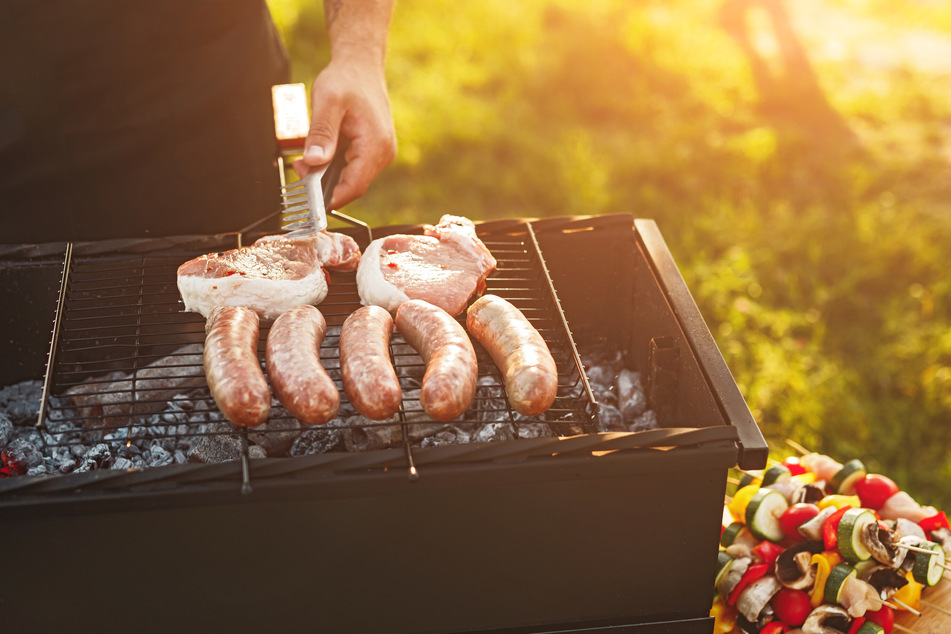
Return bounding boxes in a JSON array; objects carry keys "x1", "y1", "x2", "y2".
[{"x1": 0, "y1": 215, "x2": 766, "y2": 633}]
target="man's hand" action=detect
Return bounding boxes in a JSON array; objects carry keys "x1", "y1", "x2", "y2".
[{"x1": 294, "y1": 0, "x2": 397, "y2": 210}]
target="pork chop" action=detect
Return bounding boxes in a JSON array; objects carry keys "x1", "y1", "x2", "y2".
[
  {"x1": 356, "y1": 215, "x2": 496, "y2": 316},
  {"x1": 177, "y1": 231, "x2": 360, "y2": 320}
]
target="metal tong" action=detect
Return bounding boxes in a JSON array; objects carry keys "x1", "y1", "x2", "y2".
[{"x1": 279, "y1": 147, "x2": 347, "y2": 236}]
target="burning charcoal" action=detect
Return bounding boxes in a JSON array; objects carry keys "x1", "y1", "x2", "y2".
[
  {"x1": 289, "y1": 426, "x2": 342, "y2": 456},
  {"x1": 147, "y1": 444, "x2": 173, "y2": 468},
  {"x1": 27, "y1": 464, "x2": 48, "y2": 476},
  {"x1": 617, "y1": 369, "x2": 647, "y2": 421},
  {"x1": 0, "y1": 379, "x2": 42, "y2": 424},
  {"x1": 63, "y1": 343, "x2": 205, "y2": 429},
  {"x1": 420, "y1": 426, "x2": 471, "y2": 448},
  {"x1": 188, "y1": 433, "x2": 244, "y2": 464},
  {"x1": 3, "y1": 436, "x2": 44, "y2": 472},
  {"x1": 47, "y1": 446, "x2": 77, "y2": 474},
  {"x1": 112, "y1": 456, "x2": 135, "y2": 471},
  {"x1": 584, "y1": 365, "x2": 617, "y2": 388},
  {"x1": 249, "y1": 418, "x2": 302, "y2": 457},
  {"x1": 595, "y1": 403, "x2": 626, "y2": 432},
  {"x1": 471, "y1": 422, "x2": 517, "y2": 444},
  {"x1": 342, "y1": 415, "x2": 401, "y2": 452},
  {"x1": 0, "y1": 413, "x2": 13, "y2": 446},
  {"x1": 248, "y1": 445, "x2": 267, "y2": 460},
  {"x1": 591, "y1": 383, "x2": 617, "y2": 408},
  {"x1": 74, "y1": 443, "x2": 113, "y2": 472},
  {"x1": 629, "y1": 409, "x2": 658, "y2": 432},
  {"x1": 515, "y1": 422, "x2": 555, "y2": 439},
  {"x1": 173, "y1": 449, "x2": 186, "y2": 464},
  {"x1": 476, "y1": 375, "x2": 508, "y2": 422}
]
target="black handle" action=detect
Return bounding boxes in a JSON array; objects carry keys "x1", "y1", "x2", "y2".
[{"x1": 321, "y1": 139, "x2": 349, "y2": 210}]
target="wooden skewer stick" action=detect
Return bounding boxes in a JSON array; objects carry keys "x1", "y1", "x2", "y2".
[
  {"x1": 921, "y1": 597, "x2": 951, "y2": 617},
  {"x1": 897, "y1": 543, "x2": 944, "y2": 557},
  {"x1": 784, "y1": 438, "x2": 811, "y2": 455},
  {"x1": 890, "y1": 597, "x2": 922, "y2": 617}
]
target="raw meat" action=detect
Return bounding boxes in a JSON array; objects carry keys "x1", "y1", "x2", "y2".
[
  {"x1": 356, "y1": 215, "x2": 496, "y2": 316},
  {"x1": 177, "y1": 231, "x2": 360, "y2": 320}
]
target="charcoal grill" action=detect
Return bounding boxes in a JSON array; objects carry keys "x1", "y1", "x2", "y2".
[{"x1": 0, "y1": 214, "x2": 767, "y2": 634}]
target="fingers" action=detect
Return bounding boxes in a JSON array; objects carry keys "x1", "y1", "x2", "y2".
[
  {"x1": 305, "y1": 62, "x2": 396, "y2": 209},
  {"x1": 328, "y1": 133, "x2": 396, "y2": 210}
]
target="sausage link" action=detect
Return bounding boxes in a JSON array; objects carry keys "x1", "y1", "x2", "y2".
[
  {"x1": 204, "y1": 306, "x2": 271, "y2": 427},
  {"x1": 395, "y1": 299, "x2": 477, "y2": 421},
  {"x1": 266, "y1": 305, "x2": 340, "y2": 425},
  {"x1": 340, "y1": 306, "x2": 402, "y2": 420},
  {"x1": 466, "y1": 294, "x2": 558, "y2": 416}
]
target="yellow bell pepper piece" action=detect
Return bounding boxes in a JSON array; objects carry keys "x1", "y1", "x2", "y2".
[
  {"x1": 792, "y1": 472, "x2": 817, "y2": 485},
  {"x1": 892, "y1": 570, "x2": 923, "y2": 611},
  {"x1": 728, "y1": 484, "x2": 760, "y2": 523},
  {"x1": 817, "y1": 494, "x2": 861, "y2": 511},
  {"x1": 810, "y1": 551, "x2": 843, "y2": 608},
  {"x1": 710, "y1": 597, "x2": 738, "y2": 634}
]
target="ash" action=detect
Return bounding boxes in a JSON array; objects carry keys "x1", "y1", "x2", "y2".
[{"x1": 0, "y1": 345, "x2": 655, "y2": 479}]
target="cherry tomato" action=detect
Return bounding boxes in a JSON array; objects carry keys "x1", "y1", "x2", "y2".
[
  {"x1": 854, "y1": 474, "x2": 900, "y2": 510},
  {"x1": 782, "y1": 456, "x2": 807, "y2": 476},
  {"x1": 761, "y1": 622, "x2": 789, "y2": 634},
  {"x1": 865, "y1": 606, "x2": 894, "y2": 634},
  {"x1": 779, "y1": 503, "x2": 820, "y2": 541},
  {"x1": 771, "y1": 588, "x2": 812, "y2": 627}
]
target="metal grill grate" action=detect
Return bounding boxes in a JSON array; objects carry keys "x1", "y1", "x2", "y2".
[{"x1": 37, "y1": 221, "x2": 598, "y2": 461}]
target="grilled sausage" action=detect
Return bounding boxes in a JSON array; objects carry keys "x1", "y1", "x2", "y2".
[
  {"x1": 466, "y1": 294, "x2": 558, "y2": 416},
  {"x1": 340, "y1": 305, "x2": 402, "y2": 420},
  {"x1": 266, "y1": 304, "x2": 339, "y2": 425},
  {"x1": 395, "y1": 299, "x2": 477, "y2": 421},
  {"x1": 204, "y1": 305, "x2": 270, "y2": 427}
]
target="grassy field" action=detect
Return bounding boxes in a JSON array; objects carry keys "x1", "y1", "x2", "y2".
[{"x1": 268, "y1": 0, "x2": 951, "y2": 508}]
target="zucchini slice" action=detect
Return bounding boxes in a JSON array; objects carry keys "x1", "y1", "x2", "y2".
[
  {"x1": 911, "y1": 541, "x2": 947, "y2": 587},
  {"x1": 837, "y1": 508, "x2": 877, "y2": 562},
  {"x1": 715, "y1": 550, "x2": 735, "y2": 589},
  {"x1": 855, "y1": 622, "x2": 884, "y2": 634},
  {"x1": 762, "y1": 464, "x2": 792, "y2": 486},
  {"x1": 830, "y1": 459, "x2": 867, "y2": 494},
  {"x1": 745, "y1": 488, "x2": 789, "y2": 543},
  {"x1": 720, "y1": 521, "x2": 751, "y2": 547},
  {"x1": 823, "y1": 562, "x2": 857, "y2": 605},
  {"x1": 738, "y1": 471, "x2": 762, "y2": 489}
]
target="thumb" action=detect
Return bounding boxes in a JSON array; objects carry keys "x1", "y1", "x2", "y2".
[{"x1": 302, "y1": 111, "x2": 342, "y2": 168}]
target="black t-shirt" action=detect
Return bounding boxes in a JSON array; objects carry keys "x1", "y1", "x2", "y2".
[{"x1": 0, "y1": 0, "x2": 290, "y2": 243}]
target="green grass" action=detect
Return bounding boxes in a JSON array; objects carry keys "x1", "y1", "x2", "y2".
[{"x1": 269, "y1": 0, "x2": 951, "y2": 509}]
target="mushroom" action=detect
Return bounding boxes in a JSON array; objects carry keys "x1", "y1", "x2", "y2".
[
  {"x1": 862, "y1": 521, "x2": 899, "y2": 566},
  {"x1": 801, "y1": 605, "x2": 851, "y2": 634},
  {"x1": 791, "y1": 481, "x2": 827, "y2": 505},
  {"x1": 857, "y1": 563, "x2": 908, "y2": 599},
  {"x1": 797, "y1": 506, "x2": 838, "y2": 542},
  {"x1": 736, "y1": 575, "x2": 782, "y2": 623},
  {"x1": 775, "y1": 541, "x2": 822, "y2": 590},
  {"x1": 896, "y1": 535, "x2": 929, "y2": 571}
]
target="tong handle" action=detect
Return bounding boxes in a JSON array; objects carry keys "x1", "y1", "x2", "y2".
[{"x1": 321, "y1": 140, "x2": 349, "y2": 210}]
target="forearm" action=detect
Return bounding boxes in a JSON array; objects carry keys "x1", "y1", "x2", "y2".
[{"x1": 324, "y1": 0, "x2": 395, "y2": 69}]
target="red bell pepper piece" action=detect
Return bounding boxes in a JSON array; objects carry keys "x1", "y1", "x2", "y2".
[
  {"x1": 761, "y1": 622, "x2": 789, "y2": 634},
  {"x1": 822, "y1": 505, "x2": 851, "y2": 552},
  {"x1": 753, "y1": 540, "x2": 785, "y2": 568},
  {"x1": 727, "y1": 563, "x2": 769, "y2": 606},
  {"x1": 918, "y1": 510, "x2": 950, "y2": 534},
  {"x1": 847, "y1": 616, "x2": 866, "y2": 634}
]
